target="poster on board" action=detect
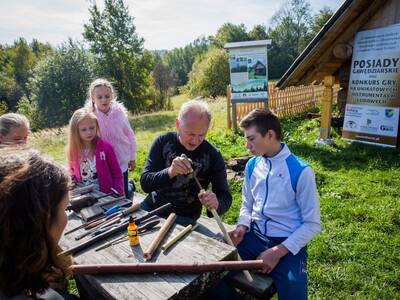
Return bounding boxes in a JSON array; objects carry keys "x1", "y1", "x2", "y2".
[
  {"x1": 342, "y1": 23, "x2": 400, "y2": 147},
  {"x1": 225, "y1": 40, "x2": 271, "y2": 101}
]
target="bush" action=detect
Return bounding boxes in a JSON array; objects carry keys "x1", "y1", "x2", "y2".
[
  {"x1": 29, "y1": 41, "x2": 94, "y2": 127},
  {"x1": 186, "y1": 48, "x2": 230, "y2": 99},
  {"x1": 16, "y1": 96, "x2": 44, "y2": 131}
]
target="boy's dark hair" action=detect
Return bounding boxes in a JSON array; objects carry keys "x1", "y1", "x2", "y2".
[
  {"x1": 240, "y1": 108, "x2": 282, "y2": 140},
  {"x1": 0, "y1": 147, "x2": 69, "y2": 297}
]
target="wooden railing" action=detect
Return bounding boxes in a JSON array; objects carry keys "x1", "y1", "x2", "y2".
[{"x1": 232, "y1": 83, "x2": 339, "y2": 124}]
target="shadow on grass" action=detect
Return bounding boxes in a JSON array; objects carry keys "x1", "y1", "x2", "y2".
[{"x1": 130, "y1": 113, "x2": 176, "y2": 132}]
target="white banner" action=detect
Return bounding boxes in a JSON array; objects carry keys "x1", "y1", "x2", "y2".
[
  {"x1": 228, "y1": 46, "x2": 268, "y2": 100},
  {"x1": 343, "y1": 23, "x2": 400, "y2": 147}
]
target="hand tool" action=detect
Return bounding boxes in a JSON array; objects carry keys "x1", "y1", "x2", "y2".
[
  {"x1": 95, "y1": 219, "x2": 161, "y2": 251},
  {"x1": 64, "y1": 201, "x2": 139, "y2": 236},
  {"x1": 68, "y1": 188, "x2": 120, "y2": 212},
  {"x1": 60, "y1": 202, "x2": 172, "y2": 256}
]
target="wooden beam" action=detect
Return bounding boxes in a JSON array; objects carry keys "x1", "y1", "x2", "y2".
[
  {"x1": 319, "y1": 75, "x2": 335, "y2": 142},
  {"x1": 333, "y1": 43, "x2": 353, "y2": 59}
]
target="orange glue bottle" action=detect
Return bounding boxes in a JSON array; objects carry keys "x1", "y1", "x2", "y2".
[{"x1": 127, "y1": 216, "x2": 139, "y2": 246}]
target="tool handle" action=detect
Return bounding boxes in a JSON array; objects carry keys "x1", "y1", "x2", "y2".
[
  {"x1": 121, "y1": 202, "x2": 141, "y2": 216},
  {"x1": 210, "y1": 208, "x2": 253, "y2": 282}
]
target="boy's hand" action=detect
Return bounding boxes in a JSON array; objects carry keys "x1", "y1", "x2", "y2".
[
  {"x1": 128, "y1": 160, "x2": 136, "y2": 171},
  {"x1": 229, "y1": 225, "x2": 247, "y2": 246},
  {"x1": 257, "y1": 244, "x2": 289, "y2": 274}
]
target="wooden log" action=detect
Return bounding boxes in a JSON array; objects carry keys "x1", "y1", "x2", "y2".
[
  {"x1": 71, "y1": 260, "x2": 264, "y2": 275},
  {"x1": 143, "y1": 213, "x2": 177, "y2": 261}
]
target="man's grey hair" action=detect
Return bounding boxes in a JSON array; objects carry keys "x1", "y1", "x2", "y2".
[{"x1": 178, "y1": 99, "x2": 211, "y2": 127}]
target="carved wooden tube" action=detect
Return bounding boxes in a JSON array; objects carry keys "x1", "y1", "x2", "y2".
[
  {"x1": 161, "y1": 224, "x2": 197, "y2": 251},
  {"x1": 143, "y1": 213, "x2": 176, "y2": 261},
  {"x1": 72, "y1": 260, "x2": 264, "y2": 275}
]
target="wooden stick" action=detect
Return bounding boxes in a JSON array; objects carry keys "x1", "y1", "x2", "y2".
[
  {"x1": 189, "y1": 168, "x2": 254, "y2": 282},
  {"x1": 72, "y1": 260, "x2": 264, "y2": 275},
  {"x1": 210, "y1": 208, "x2": 254, "y2": 282},
  {"x1": 161, "y1": 223, "x2": 198, "y2": 251},
  {"x1": 143, "y1": 213, "x2": 176, "y2": 261}
]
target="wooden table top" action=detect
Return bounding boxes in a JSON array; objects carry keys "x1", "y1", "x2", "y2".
[{"x1": 60, "y1": 192, "x2": 236, "y2": 300}]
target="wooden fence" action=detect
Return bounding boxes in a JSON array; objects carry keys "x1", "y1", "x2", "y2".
[{"x1": 232, "y1": 83, "x2": 340, "y2": 125}]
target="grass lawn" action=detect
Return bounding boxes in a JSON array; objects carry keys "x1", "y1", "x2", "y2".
[{"x1": 31, "y1": 95, "x2": 400, "y2": 299}]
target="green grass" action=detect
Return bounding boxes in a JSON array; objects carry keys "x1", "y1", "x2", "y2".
[{"x1": 30, "y1": 95, "x2": 400, "y2": 299}]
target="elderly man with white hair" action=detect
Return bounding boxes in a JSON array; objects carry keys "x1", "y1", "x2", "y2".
[{"x1": 140, "y1": 99, "x2": 232, "y2": 226}]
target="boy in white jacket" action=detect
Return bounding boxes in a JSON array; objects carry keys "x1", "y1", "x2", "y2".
[{"x1": 227, "y1": 109, "x2": 321, "y2": 300}]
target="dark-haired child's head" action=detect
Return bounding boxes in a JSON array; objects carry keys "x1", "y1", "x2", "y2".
[{"x1": 0, "y1": 147, "x2": 69, "y2": 297}]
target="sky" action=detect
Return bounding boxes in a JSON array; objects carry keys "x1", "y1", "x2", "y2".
[{"x1": 0, "y1": 0, "x2": 344, "y2": 50}]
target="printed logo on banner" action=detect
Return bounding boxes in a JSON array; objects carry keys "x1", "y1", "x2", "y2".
[
  {"x1": 345, "y1": 120, "x2": 357, "y2": 129},
  {"x1": 380, "y1": 125, "x2": 394, "y2": 132},
  {"x1": 384, "y1": 109, "x2": 395, "y2": 119}
]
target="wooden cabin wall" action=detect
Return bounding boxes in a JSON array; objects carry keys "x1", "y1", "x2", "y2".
[{"x1": 362, "y1": 0, "x2": 400, "y2": 30}]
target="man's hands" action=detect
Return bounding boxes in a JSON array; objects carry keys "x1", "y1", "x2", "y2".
[
  {"x1": 257, "y1": 244, "x2": 289, "y2": 274},
  {"x1": 228, "y1": 225, "x2": 247, "y2": 246},
  {"x1": 198, "y1": 190, "x2": 219, "y2": 211},
  {"x1": 167, "y1": 156, "x2": 193, "y2": 178}
]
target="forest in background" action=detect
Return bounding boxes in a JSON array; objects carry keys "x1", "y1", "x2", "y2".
[{"x1": 0, "y1": 0, "x2": 333, "y2": 129}]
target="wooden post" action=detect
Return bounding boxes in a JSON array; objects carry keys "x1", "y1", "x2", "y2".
[
  {"x1": 226, "y1": 85, "x2": 232, "y2": 129},
  {"x1": 232, "y1": 102, "x2": 238, "y2": 131},
  {"x1": 317, "y1": 75, "x2": 335, "y2": 145}
]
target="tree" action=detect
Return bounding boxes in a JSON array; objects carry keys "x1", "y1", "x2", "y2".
[
  {"x1": 267, "y1": 0, "x2": 313, "y2": 79},
  {"x1": 152, "y1": 55, "x2": 177, "y2": 110},
  {"x1": 12, "y1": 38, "x2": 35, "y2": 94},
  {"x1": 248, "y1": 25, "x2": 268, "y2": 41},
  {"x1": 163, "y1": 37, "x2": 209, "y2": 87},
  {"x1": 311, "y1": 7, "x2": 334, "y2": 38},
  {"x1": 186, "y1": 48, "x2": 230, "y2": 99},
  {"x1": 29, "y1": 41, "x2": 94, "y2": 127},
  {"x1": 83, "y1": 0, "x2": 153, "y2": 112},
  {"x1": 211, "y1": 23, "x2": 249, "y2": 48}
]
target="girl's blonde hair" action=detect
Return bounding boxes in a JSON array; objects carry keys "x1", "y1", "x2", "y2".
[
  {"x1": 0, "y1": 113, "x2": 30, "y2": 136},
  {"x1": 86, "y1": 78, "x2": 116, "y2": 110},
  {"x1": 67, "y1": 108, "x2": 101, "y2": 164}
]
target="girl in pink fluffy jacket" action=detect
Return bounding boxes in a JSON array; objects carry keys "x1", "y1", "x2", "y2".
[
  {"x1": 85, "y1": 78, "x2": 137, "y2": 197},
  {"x1": 67, "y1": 108, "x2": 124, "y2": 196}
]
